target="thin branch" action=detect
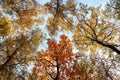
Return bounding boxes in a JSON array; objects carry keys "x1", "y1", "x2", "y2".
[
  {"x1": 102, "y1": 30, "x2": 113, "y2": 42},
  {"x1": 84, "y1": 20, "x2": 97, "y2": 39},
  {"x1": 39, "y1": 58, "x2": 56, "y2": 67}
]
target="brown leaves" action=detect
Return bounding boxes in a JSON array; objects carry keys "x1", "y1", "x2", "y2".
[
  {"x1": 0, "y1": 0, "x2": 45, "y2": 33},
  {"x1": 0, "y1": 17, "x2": 14, "y2": 36},
  {"x1": 0, "y1": 0, "x2": 120, "y2": 79},
  {"x1": 33, "y1": 34, "x2": 74, "y2": 79},
  {"x1": 73, "y1": 6, "x2": 119, "y2": 54},
  {"x1": 0, "y1": 28, "x2": 44, "y2": 79},
  {"x1": 45, "y1": 0, "x2": 76, "y2": 36}
]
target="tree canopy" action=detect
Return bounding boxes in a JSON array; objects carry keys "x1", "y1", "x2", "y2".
[{"x1": 0, "y1": 0, "x2": 120, "y2": 80}]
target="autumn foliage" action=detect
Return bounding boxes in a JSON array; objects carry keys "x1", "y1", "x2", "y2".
[
  {"x1": 33, "y1": 34, "x2": 73, "y2": 79},
  {"x1": 0, "y1": 0, "x2": 120, "y2": 80}
]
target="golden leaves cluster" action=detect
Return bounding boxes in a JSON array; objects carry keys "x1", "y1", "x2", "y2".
[
  {"x1": 73, "y1": 6, "x2": 116, "y2": 53},
  {"x1": 45, "y1": 0, "x2": 76, "y2": 36},
  {"x1": 1, "y1": 0, "x2": 45, "y2": 32},
  {"x1": 0, "y1": 16, "x2": 14, "y2": 36}
]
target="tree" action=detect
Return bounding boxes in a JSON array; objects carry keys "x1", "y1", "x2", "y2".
[
  {"x1": 72, "y1": 53, "x2": 120, "y2": 80},
  {"x1": 33, "y1": 34, "x2": 74, "y2": 80},
  {"x1": 0, "y1": 0, "x2": 45, "y2": 79},
  {"x1": 73, "y1": 4, "x2": 120, "y2": 55},
  {"x1": 0, "y1": 28, "x2": 44, "y2": 79},
  {"x1": 0, "y1": 0, "x2": 44, "y2": 32},
  {"x1": 45, "y1": 0, "x2": 77, "y2": 35}
]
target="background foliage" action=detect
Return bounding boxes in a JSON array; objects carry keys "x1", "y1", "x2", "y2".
[{"x1": 0, "y1": 0, "x2": 120, "y2": 80}]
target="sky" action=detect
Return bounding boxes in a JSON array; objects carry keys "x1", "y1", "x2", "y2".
[
  {"x1": 36, "y1": 0, "x2": 50, "y2": 4},
  {"x1": 78, "y1": 0, "x2": 109, "y2": 7},
  {"x1": 37, "y1": 0, "x2": 109, "y2": 7}
]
